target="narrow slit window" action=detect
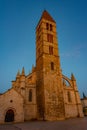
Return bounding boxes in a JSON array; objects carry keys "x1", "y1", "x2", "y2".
[
  {"x1": 67, "y1": 91, "x2": 72, "y2": 102},
  {"x1": 29, "y1": 89, "x2": 32, "y2": 102},
  {"x1": 50, "y1": 24, "x2": 52, "y2": 31},
  {"x1": 51, "y1": 62, "x2": 54, "y2": 70}
]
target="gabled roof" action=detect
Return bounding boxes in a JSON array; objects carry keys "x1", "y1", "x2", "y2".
[
  {"x1": 36, "y1": 10, "x2": 55, "y2": 29},
  {"x1": 41, "y1": 10, "x2": 55, "y2": 23}
]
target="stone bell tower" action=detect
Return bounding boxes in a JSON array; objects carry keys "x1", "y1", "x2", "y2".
[{"x1": 36, "y1": 10, "x2": 65, "y2": 120}]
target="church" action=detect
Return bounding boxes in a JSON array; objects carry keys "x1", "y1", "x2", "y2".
[{"x1": 0, "y1": 10, "x2": 84, "y2": 123}]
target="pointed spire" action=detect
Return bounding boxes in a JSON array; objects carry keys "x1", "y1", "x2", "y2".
[
  {"x1": 16, "y1": 70, "x2": 20, "y2": 78},
  {"x1": 83, "y1": 92, "x2": 86, "y2": 99},
  {"x1": 71, "y1": 73, "x2": 76, "y2": 81},
  {"x1": 21, "y1": 67, "x2": 25, "y2": 76},
  {"x1": 41, "y1": 10, "x2": 55, "y2": 23}
]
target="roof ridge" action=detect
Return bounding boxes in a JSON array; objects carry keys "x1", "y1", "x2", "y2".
[{"x1": 41, "y1": 10, "x2": 55, "y2": 23}]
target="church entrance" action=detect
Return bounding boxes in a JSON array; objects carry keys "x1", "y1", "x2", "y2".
[{"x1": 5, "y1": 109, "x2": 14, "y2": 122}]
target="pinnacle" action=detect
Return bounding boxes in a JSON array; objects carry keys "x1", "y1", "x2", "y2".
[
  {"x1": 71, "y1": 73, "x2": 76, "y2": 81},
  {"x1": 21, "y1": 67, "x2": 25, "y2": 76},
  {"x1": 83, "y1": 92, "x2": 87, "y2": 99},
  {"x1": 16, "y1": 70, "x2": 20, "y2": 77}
]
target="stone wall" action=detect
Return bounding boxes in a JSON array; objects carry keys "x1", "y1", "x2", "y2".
[
  {"x1": 64, "y1": 80, "x2": 84, "y2": 118},
  {"x1": 24, "y1": 84, "x2": 37, "y2": 120},
  {"x1": 0, "y1": 88, "x2": 24, "y2": 124}
]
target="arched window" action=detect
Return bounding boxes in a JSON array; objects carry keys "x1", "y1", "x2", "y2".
[
  {"x1": 46, "y1": 23, "x2": 53, "y2": 31},
  {"x1": 29, "y1": 89, "x2": 32, "y2": 102},
  {"x1": 49, "y1": 46, "x2": 53, "y2": 55},
  {"x1": 47, "y1": 34, "x2": 53, "y2": 43},
  {"x1": 67, "y1": 91, "x2": 72, "y2": 102}
]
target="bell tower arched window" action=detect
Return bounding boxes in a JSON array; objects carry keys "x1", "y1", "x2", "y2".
[
  {"x1": 47, "y1": 34, "x2": 53, "y2": 43},
  {"x1": 50, "y1": 24, "x2": 52, "y2": 31},
  {"x1": 46, "y1": 23, "x2": 53, "y2": 31},
  {"x1": 46, "y1": 23, "x2": 49, "y2": 30}
]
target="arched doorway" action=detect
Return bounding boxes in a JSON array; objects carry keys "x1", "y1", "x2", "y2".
[{"x1": 5, "y1": 109, "x2": 14, "y2": 122}]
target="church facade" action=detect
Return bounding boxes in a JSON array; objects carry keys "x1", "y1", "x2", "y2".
[{"x1": 0, "y1": 10, "x2": 83, "y2": 123}]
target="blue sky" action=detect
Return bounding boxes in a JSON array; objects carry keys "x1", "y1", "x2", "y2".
[{"x1": 0, "y1": 0, "x2": 87, "y2": 97}]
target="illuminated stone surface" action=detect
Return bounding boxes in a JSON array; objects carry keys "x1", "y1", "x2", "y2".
[{"x1": 0, "y1": 10, "x2": 83, "y2": 124}]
